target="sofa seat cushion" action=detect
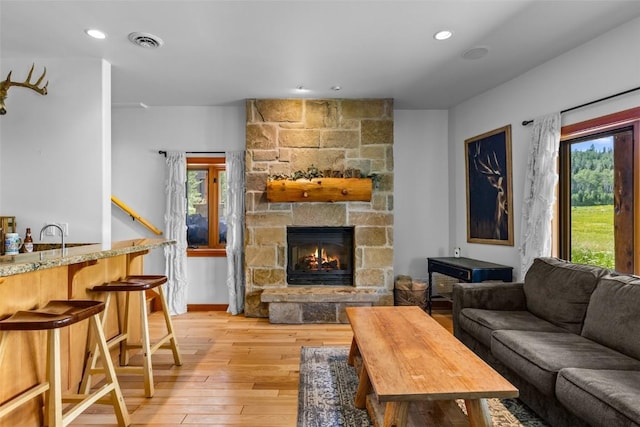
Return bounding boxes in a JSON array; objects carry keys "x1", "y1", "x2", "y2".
[
  {"x1": 459, "y1": 308, "x2": 565, "y2": 347},
  {"x1": 557, "y1": 368, "x2": 640, "y2": 427},
  {"x1": 491, "y1": 330, "x2": 640, "y2": 397},
  {"x1": 523, "y1": 257, "x2": 608, "y2": 334},
  {"x1": 582, "y1": 274, "x2": 640, "y2": 360}
]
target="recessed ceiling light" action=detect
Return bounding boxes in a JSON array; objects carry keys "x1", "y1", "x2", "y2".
[
  {"x1": 433, "y1": 30, "x2": 453, "y2": 41},
  {"x1": 296, "y1": 85, "x2": 309, "y2": 92},
  {"x1": 331, "y1": 85, "x2": 341, "y2": 91},
  {"x1": 85, "y1": 29, "x2": 107, "y2": 39}
]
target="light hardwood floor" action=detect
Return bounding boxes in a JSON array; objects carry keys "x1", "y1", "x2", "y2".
[{"x1": 72, "y1": 309, "x2": 453, "y2": 426}]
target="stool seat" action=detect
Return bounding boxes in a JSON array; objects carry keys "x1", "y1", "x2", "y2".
[
  {"x1": 91, "y1": 275, "x2": 167, "y2": 292},
  {"x1": 0, "y1": 300, "x2": 105, "y2": 331}
]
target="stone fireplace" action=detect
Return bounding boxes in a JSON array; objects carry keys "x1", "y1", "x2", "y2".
[{"x1": 244, "y1": 98, "x2": 394, "y2": 322}]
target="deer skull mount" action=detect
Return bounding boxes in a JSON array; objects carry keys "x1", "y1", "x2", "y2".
[{"x1": 0, "y1": 64, "x2": 48, "y2": 115}]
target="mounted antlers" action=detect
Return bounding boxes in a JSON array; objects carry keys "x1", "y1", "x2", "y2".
[{"x1": 0, "y1": 64, "x2": 48, "y2": 115}]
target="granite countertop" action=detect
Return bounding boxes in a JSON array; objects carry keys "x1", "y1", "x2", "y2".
[{"x1": 0, "y1": 238, "x2": 175, "y2": 277}]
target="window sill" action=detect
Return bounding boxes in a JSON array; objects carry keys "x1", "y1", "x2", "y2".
[{"x1": 187, "y1": 248, "x2": 227, "y2": 257}]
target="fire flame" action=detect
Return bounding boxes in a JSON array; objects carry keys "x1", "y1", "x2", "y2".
[{"x1": 302, "y1": 247, "x2": 340, "y2": 270}]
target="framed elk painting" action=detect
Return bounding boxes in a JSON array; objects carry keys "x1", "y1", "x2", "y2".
[{"x1": 465, "y1": 125, "x2": 514, "y2": 246}]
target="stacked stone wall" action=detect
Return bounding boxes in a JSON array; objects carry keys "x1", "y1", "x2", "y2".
[{"x1": 244, "y1": 98, "x2": 394, "y2": 318}]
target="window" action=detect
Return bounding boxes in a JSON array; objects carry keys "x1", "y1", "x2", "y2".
[
  {"x1": 186, "y1": 157, "x2": 227, "y2": 257},
  {"x1": 559, "y1": 107, "x2": 640, "y2": 273}
]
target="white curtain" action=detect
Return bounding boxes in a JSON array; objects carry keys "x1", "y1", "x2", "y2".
[
  {"x1": 519, "y1": 113, "x2": 561, "y2": 278},
  {"x1": 164, "y1": 151, "x2": 188, "y2": 315},
  {"x1": 225, "y1": 151, "x2": 246, "y2": 315}
]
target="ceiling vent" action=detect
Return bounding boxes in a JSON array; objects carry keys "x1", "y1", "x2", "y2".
[{"x1": 128, "y1": 32, "x2": 164, "y2": 49}]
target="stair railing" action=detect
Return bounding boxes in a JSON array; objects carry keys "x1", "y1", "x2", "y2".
[{"x1": 111, "y1": 195, "x2": 163, "y2": 236}]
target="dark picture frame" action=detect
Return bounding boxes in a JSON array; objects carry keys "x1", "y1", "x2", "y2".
[{"x1": 465, "y1": 125, "x2": 514, "y2": 246}]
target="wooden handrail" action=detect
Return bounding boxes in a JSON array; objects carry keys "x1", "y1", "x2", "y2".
[{"x1": 111, "y1": 195, "x2": 163, "y2": 235}]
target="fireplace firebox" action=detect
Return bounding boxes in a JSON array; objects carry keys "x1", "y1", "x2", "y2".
[{"x1": 286, "y1": 226, "x2": 354, "y2": 286}]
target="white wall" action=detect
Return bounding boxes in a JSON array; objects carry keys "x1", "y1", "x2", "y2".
[
  {"x1": 449, "y1": 16, "x2": 640, "y2": 280},
  {"x1": 393, "y1": 110, "x2": 450, "y2": 280},
  {"x1": 111, "y1": 106, "x2": 244, "y2": 304},
  {"x1": 0, "y1": 58, "x2": 110, "y2": 243}
]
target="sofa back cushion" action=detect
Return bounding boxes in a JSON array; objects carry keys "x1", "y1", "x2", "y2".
[
  {"x1": 582, "y1": 274, "x2": 640, "y2": 360},
  {"x1": 524, "y1": 257, "x2": 608, "y2": 334}
]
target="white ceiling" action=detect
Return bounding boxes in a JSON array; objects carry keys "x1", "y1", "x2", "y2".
[{"x1": 2, "y1": 0, "x2": 640, "y2": 109}]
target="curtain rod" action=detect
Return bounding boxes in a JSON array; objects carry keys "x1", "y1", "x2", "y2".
[
  {"x1": 521, "y1": 85, "x2": 640, "y2": 126},
  {"x1": 158, "y1": 150, "x2": 226, "y2": 157}
]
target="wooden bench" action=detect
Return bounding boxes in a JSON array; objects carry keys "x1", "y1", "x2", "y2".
[{"x1": 346, "y1": 306, "x2": 518, "y2": 427}]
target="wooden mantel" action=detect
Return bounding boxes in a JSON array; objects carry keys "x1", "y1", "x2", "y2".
[{"x1": 266, "y1": 177, "x2": 372, "y2": 203}]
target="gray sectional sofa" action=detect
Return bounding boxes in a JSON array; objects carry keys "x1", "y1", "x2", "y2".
[{"x1": 452, "y1": 257, "x2": 640, "y2": 427}]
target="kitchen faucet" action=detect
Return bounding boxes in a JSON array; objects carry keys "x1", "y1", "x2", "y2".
[{"x1": 40, "y1": 223, "x2": 65, "y2": 252}]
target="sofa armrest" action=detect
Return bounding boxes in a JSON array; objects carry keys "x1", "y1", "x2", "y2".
[{"x1": 452, "y1": 281, "x2": 526, "y2": 337}]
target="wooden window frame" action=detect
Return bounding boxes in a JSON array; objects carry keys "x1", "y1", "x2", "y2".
[
  {"x1": 187, "y1": 157, "x2": 226, "y2": 257},
  {"x1": 558, "y1": 106, "x2": 640, "y2": 272}
]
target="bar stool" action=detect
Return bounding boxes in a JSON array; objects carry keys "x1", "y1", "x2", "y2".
[
  {"x1": 0, "y1": 300, "x2": 130, "y2": 427},
  {"x1": 80, "y1": 275, "x2": 182, "y2": 398}
]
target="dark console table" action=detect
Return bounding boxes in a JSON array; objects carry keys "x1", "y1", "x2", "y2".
[{"x1": 427, "y1": 257, "x2": 513, "y2": 314}]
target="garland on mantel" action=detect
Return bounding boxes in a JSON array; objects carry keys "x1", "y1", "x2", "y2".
[{"x1": 268, "y1": 165, "x2": 380, "y2": 187}]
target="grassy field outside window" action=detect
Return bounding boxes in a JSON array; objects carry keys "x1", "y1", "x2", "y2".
[{"x1": 570, "y1": 205, "x2": 614, "y2": 269}]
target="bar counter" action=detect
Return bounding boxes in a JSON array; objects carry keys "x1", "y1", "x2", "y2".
[
  {"x1": 0, "y1": 238, "x2": 174, "y2": 277},
  {"x1": 0, "y1": 238, "x2": 174, "y2": 426}
]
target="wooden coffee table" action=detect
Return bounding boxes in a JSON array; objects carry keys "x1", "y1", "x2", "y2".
[{"x1": 346, "y1": 306, "x2": 518, "y2": 427}]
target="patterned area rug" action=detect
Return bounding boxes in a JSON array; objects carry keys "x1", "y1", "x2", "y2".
[{"x1": 297, "y1": 346, "x2": 549, "y2": 427}]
